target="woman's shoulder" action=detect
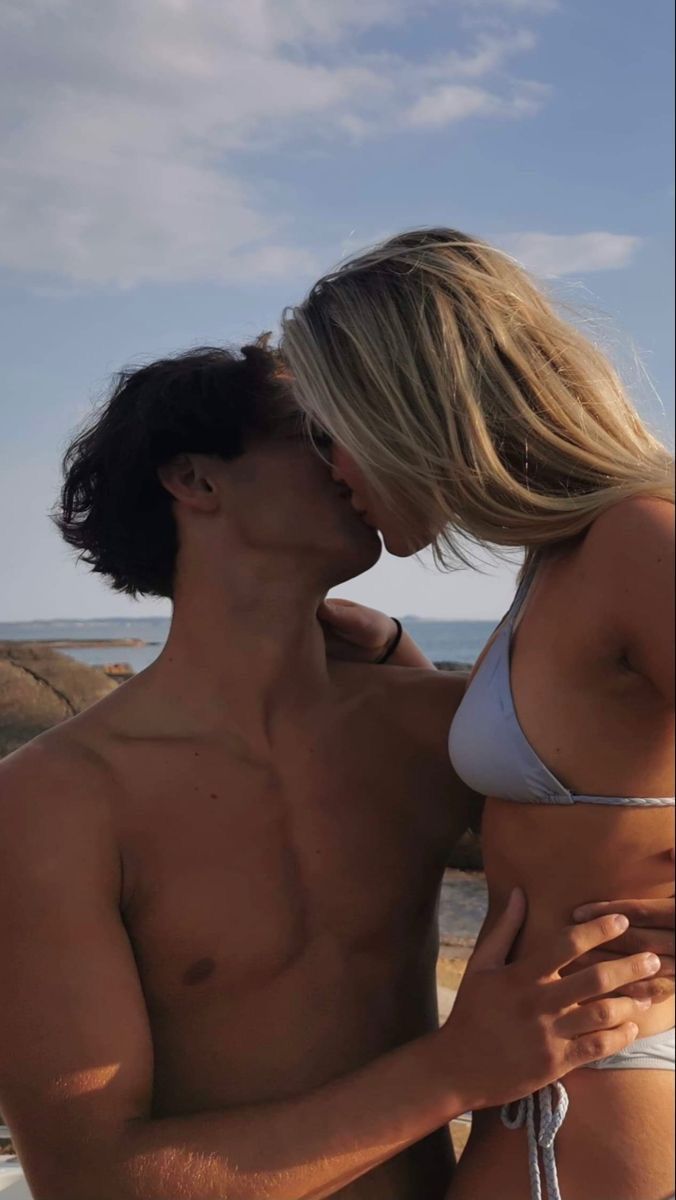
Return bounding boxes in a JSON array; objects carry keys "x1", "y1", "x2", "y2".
[
  {"x1": 580, "y1": 494, "x2": 674, "y2": 577},
  {"x1": 577, "y1": 495, "x2": 674, "y2": 702},
  {"x1": 587, "y1": 492, "x2": 673, "y2": 535}
]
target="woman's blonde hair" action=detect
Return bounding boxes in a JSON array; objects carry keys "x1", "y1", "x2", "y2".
[{"x1": 282, "y1": 228, "x2": 673, "y2": 564}]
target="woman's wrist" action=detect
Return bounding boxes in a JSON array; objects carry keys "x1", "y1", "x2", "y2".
[
  {"x1": 377, "y1": 625, "x2": 436, "y2": 670},
  {"x1": 319, "y1": 600, "x2": 435, "y2": 669},
  {"x1": 375, "y1": 618, "x2": 404, "y2": 664}
]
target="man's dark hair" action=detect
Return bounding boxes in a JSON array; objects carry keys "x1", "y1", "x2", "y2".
[{"x1": 55, "y1": 339, "x2": 290, "y2": 598}]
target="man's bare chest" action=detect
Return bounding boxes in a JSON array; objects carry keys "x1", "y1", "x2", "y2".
[{"x1": 114, "y1": 730, "x2": 458, "y2": 1009}]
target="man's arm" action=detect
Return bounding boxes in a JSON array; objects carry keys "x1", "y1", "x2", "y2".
[{"x1": 0, "y1": 746, "x2": 660, "y2": 1200}]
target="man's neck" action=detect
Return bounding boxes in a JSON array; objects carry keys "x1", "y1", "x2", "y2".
[{"x1": 148, "y1": 552, "x2": 332, "y2": 748}]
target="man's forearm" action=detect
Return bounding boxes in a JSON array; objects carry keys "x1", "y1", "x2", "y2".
[{"x1": 96, "y1": 1032, "x2": 457, "y2": 1200}]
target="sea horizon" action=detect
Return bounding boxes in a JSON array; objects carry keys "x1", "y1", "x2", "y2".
[
  {"x1": 0, "y1": 615, "x2": 498, "y2": 670},
  {"x1": 0, "y1": 613, "x2": 502, "y2": 625}
]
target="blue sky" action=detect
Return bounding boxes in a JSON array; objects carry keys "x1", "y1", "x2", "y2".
[{"x1": 0, "y1": 0, "x2": 673, "y2": 621}]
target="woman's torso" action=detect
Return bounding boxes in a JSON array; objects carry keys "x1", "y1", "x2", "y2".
[{"x1": 448, "y1": 501, "x2": 675, "y2": 1199}]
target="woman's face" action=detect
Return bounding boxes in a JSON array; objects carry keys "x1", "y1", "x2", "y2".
[{"x1": 330, "y1": 445, "x2": 440, "y2": 557}]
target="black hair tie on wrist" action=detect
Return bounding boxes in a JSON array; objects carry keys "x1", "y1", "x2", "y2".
[{"x1": 375, "y1": 618, "x2": 403, "y2": 665}]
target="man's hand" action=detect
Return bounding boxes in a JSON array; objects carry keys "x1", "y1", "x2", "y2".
[
  {"x1": 441, "y1": 889, "x2": 660, "y2": 1113},
  {"x1": 319, "y1": 599, "x2": 433, "y2": 668}
]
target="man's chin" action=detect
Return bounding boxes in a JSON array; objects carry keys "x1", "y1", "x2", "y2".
[
  {"x1": 327, "y1": 531, "x2": 382, "y2": 584},
  {"x1": 353, "y1": 532, "x2": 383, "y2": 573}
]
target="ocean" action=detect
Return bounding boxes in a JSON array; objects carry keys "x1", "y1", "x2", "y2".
[{"x1": 0, "y1": 616, "x2": 497, "y2": 672}]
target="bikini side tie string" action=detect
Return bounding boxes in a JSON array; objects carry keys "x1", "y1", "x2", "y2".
[{"x1": 501, "y1": 1081, "x2": 570, "y2": 1200}]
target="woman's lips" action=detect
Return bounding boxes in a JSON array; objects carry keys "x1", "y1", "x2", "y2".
[
  {"x1": 350, "y1": 498, "x2": 377, "y2": 527},
  {"x1": 332, "y1": 479, "x2": 378, "y2": 530},
  {"x1": 355, "y1": 506, "x2": 377, "y2": 529}
]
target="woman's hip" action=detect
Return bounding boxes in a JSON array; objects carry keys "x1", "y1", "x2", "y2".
[{"x1": 448, "y1": 1064, "x2": 675, "y2": 1200}]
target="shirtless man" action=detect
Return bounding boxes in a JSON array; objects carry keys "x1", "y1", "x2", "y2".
[{"x1": 0, "y1": 342, "x2": 670, "y2": 1200}]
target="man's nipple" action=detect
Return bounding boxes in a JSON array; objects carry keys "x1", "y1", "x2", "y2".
[{"x1": 182, "y1": 957, "x2": 217, "y2": 986}]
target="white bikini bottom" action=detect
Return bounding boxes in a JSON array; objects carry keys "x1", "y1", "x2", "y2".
[{"x1": 501, "y1": 1028, "x2": 675, "y2": 1200}]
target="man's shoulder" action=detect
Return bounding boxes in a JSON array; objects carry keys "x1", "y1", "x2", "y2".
[
  {"x1": 0, "y1": 728, "x2": 123, "y2": 945},
  {"x1": 0, "y1": 721, "x2": 118, "y2": 841}
]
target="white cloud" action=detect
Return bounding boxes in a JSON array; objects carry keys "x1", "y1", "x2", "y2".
[
  {"x1": 501, "y1": 231, "x2": 642, "y2": 276},
  {"x1": 0, "y1": 0, "x2": 550, "y2": 287},
  {"x1": 405, "y1": 80, "x2": 546, "y2": 127},
  {"x1": 438, "y1": 29, "x2": 537, "y2": 79},
  {"x1": 403, "y1": 25, "x2": 547, "y2": 129},
  {"x1": 459, "y1": 0, "x2": 558, "y2": 11}
]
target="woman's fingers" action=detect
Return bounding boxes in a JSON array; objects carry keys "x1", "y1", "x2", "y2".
[
  {"x1": 556, "y1": 952, "x2": 661, "y2": 1006},
  {"x1": 604, "y1": 927, "x2": 675, "y2": 960},
  {"x1": 572, "y1": 898, "x2": 675, "y2": 982},
  {"x1": 538, "y1": 914, "x2": 630, "y2": 975},
  {"x1": 573, "y1": 897, "x2": 675, "y2": 930},
  {"x1": 556, "y1": 995, "x2": 650, "y2": 1037},
  {"x1": 319, "y1": 599, "x2": 395, "y2": 653},
  {"x1": 619, "y1": 976, "x2": 675, "y2": 1002},
  {"x1": 565, "y1": 1022, "x2": 640, "y2": 1070},
  {"x1": 319, "y1": 598, "x2": 359, "y2": 616}
]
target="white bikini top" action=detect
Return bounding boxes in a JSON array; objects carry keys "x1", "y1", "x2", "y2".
[{"x1": 448, "y1": 570, "x2": 674, "y2": 809}]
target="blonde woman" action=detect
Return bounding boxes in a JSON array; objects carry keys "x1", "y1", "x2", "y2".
[{"x1": 281, "y1": 229, "x2": 675, "y2": 1200}]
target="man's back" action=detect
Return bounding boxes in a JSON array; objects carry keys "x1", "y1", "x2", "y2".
[{"x1": 0, "y1": 661, "x2": 470, "y2": 1199}]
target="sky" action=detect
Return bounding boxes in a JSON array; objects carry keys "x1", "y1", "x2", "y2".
[{"x1": 0, "y1": 0, "x2": 673, "y2": 622}]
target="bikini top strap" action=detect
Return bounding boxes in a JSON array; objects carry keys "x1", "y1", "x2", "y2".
[{"x1": 506, "y1": 557, "x2": 540, "y2": 630}]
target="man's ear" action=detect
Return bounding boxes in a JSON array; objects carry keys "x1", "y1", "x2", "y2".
[{"x1": 157, "y1": 454, "x2": 219, "y2": 512}]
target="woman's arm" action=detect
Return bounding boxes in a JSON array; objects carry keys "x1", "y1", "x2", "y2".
[
  {"x1": 609, "y1": 496, "x2": 675, "y2": 704},
  {"x1": 570, "y1": 497, "x2": 675, "y2": 997},
  {"x1": 320, "y1": 599, "x2": 434, "y2": 667}
]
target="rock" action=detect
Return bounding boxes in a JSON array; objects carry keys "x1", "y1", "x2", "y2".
[
  {"x1": 447, "y1": 829, "x2": 483, "y2": 870},
  {"x1": 101, "y1": 662, "x2": 134, "y2": 681},
  {"x1": 0, "y1": 642, "x2": 117, "y2": 759}
]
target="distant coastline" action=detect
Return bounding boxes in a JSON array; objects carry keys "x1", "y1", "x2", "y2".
[
  {"x1": 0, "y1": 614, "x2": 501, "y2": 626},
  {"x1": 0, "y1": 617, "x2": 497, "y2": 673},
  {"x1": 22, "y1": 637, "x2": 152, "y2": 649}
]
